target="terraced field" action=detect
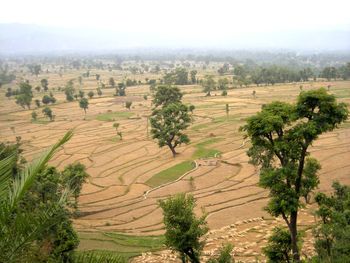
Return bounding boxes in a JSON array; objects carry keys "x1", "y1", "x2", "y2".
[{"x1": 0, "y1": 77, "x2": 349, "y2": 261}]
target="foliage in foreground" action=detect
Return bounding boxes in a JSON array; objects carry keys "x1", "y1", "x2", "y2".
[
  {"x1": 159, "y1": 193, "x2": 208, "y2": 263},
  {"x1": 312, "y1": 182, "x2": 350, "y2": 263},
  {"x1": 240, "y1": 88, "x2": 348, "y2": 261}
]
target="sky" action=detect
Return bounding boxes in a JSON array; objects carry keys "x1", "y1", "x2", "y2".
[{"x1": 1, "y1": 0, "x2": 350, "y2": 52}]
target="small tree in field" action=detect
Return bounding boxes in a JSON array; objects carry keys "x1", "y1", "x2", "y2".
[
  {"x1": 159, "y1": 193, "x2": 208, "y2": 263},
  {"x1": 42, "y1": 106, "x2": 53, "y2": 121},
  {"x1": 96, "y1": 87, "x2": 102, "y2": 97},
  {"x1": 87, "y1": 91, "x2": 94, "y2": 99},
  {"x1": 79, "y1": 98, "x2": 89, "y2": 115},
  {"x1": 202, "y1": 75, "x2": 216, "y2": 96},
  {"x1": 31, "y1": 111, "x2": 37, "y2": 121},
  {"x1": 40, "y1": 78, "x2": 49, "y2": 91},
  {"x1": 117, "y1": 131, "x2": 122, "y2": 140},
  {"x1": 125, "y1": 101, "x2": 132, "y2": 110},
  {"x1": 35, "y1": 99, "x2": 41, "y2": 108},
  {"x1": 240, "y1": 88, "x2": 348, "y2": 262}
]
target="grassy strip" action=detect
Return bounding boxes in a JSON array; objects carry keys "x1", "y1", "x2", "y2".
[
  {"x1": 78, "y1": 232, "x2": 165, "y2": 260},
  {"x1": 192, "y1": 137, "x2": 223, "y2": 159},
  {"x1": 145, "y1": 161, "x2": 195, "y2": 188},
  {"x1": 96, "y1": 111, "x2": 134, "y2": 121},
  {"x1": 145, "y1": 138, "x2": 223, "y2": 188}
]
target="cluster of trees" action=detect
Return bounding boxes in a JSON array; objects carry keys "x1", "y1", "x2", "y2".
[
  {"x1": 321, "y1": 63, "x2": 350, "y2": 80},
  {"x1": 163, "y1": 68, "x2": 198, "y2": 85},
  {"x1": 0, "y1": 68, "x2": 16, "y2": 86},
  {"x1": 201, "y1": 76, "x2": 229, "y2": 96},
  {"x1": 150, "y1": 85, "x2": 194, "y2": 157}
]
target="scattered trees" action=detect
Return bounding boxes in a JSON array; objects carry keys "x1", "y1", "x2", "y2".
[{"x1": 240, "y1": 88, "x2": 348, "y2": 261}]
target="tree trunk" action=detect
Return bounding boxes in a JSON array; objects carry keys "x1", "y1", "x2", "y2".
[
  {"x1": 289, "y1": 211, "x2": 300, "y2": 262},
  {"x1": 168, "y1": 144, "x2": 177, "y2": 157}
]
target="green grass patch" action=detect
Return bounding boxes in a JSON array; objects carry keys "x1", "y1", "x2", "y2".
[
  {"x1": 191, "y1": 122, "x2": 211, "y2": 131},
  {"x1": 192, "y1": 137, "x2": 223, "y2": 159},
  {"x1": 31, "y1": 119, "x2": 51, "y2": 124},
  {"x1": 78, "y1": 232, "x2": 165, "y2": 260},
  {"x1": 212, "y1": 115, "x2": 241, "y2": 124},
  {"x1": 145, "y1": 161, "x2": 195, "y2": 188},
  {"x1": 96, "y1": 111, "x2": 134, "y2": 122}
]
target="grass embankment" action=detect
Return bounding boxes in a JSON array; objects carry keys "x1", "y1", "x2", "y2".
[
  {"x1": 96, "y1": 111, "x2": 134, "y2": 121},
  {"x1": 78, "y1": 231, "x2": 165, "y2": 260},
  {"x1": 146, "y1": 137, "x2": 223, "y2": 188},
  {"x1": 146, "y1": 161, "x2": 195, "y2": 188}
]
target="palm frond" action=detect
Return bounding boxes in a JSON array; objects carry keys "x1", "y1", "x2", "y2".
[
  {"x1": 8, "y1": 130, "x2": 73, "y2": 209},
  {"x1": 0, "y1": 154, "x2": 16, "y2": 202}
]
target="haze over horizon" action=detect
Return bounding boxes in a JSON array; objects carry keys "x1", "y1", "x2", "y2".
[{"x1": 1, "y1": 0, "x2": 350, "y2": 54}]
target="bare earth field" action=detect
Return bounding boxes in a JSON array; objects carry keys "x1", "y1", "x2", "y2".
[{"x1": 0, "y1": 75, "x2": 349, "y2": 262}]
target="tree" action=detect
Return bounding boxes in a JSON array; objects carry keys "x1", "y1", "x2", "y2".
[
  {"x1": 202, "y1": 75, "x2": 216, "y2": 96},
  {"x1": 240, "y1": 88, "x2": 348, "y2": 261},
  {"x1": 109, "y1": 77, "x2": 115, "y2": 88},
  {"x1": 41, "y1": 78, "x2": 49, "y2": 91},
  {"x1": 95, "y1": 74, "x2": 100, "y2": 81},
  {"x1": 313, "y1": 182, "x2": 350, "y2": 262},
  {"x1": 35, "y1": 86, "x2": 41, "y2": 92},
  {"x1": 97, "y1": 87, "x2": 102, "y2": 97},
  {"x1": 78, "y1": 76, "x2": 83, "y2": 86},
  {"x1": 125, "y1": 101, "x2": 132, "y2": 110},
  {"x1": 42, "y1": 94, "x2": 53, "y2": 105},
  {"x1": 263, "y1": 227, "x2": 296, "y2": 263},
  {"x1": 42, "y1": 106, "x2": 53, "y2": 121},
  {"x1": 190, "y1": 70, "x2": 197, "y2": 84},
  {"x1": 79, "y1": 98, "x2": 89, "y2": 115},
  {"x1": 62, "y1": 163, "x2": 89, "y2": 207},
  {"x1": 64, "y1": 80, "x2": 75, "y2": 102},
  {"x1": 321, "y1": 67, "x2": 337, "y2": 81},
  {"x1": 78, "y1": 90, "x2": 85, "y2": 99},
  {"x1": 152, "y1": 85, "x2": 182, "y2": 108},
  {"x1": 35, "y1": 99, "x2": 41, "y2": 108},
  {"x1": 218, "y1": 78, "x2": 229, "y2": 90},
  {"x1": 15, "y1": 82, "x2": 33, "y2": 109},
  {"x1": 88, "y1": 91, "x2": 94, "y2": 99},
  {"x1": 116, "y1": 82, "x2": 126, "y2": 96},
  {"x1": 117, "y1": 131, "x2": 122, "y2": 140},
  {"x1": 31, "y1": 111, "x2": 37, "y2": 121},
  {"x1": 159, "y1": 193, "x2": 208, "y2": 263},
  {"x1": 28, "y1": 64, "x2": 41, "y2": 76},
  {"x1": 150, "y1": 102, "x2": 192, "y2": 157}
]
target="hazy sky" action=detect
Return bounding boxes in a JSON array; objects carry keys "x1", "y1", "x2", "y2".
[
  {"x1": 1, "y1": 0, "x2": 350, "y2": 52},
  {"x1": 2, "y1": 0, "x2": 350, "y2": 35}
]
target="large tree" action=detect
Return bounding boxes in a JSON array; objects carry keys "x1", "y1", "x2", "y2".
[
  {"x1": 159, "y1": 193, "x2": 208, "y2": 263},
  {"x1": 152, "y1": 85, "x2": 182, "y2": 107},
  {"x1": 150, "y1": 102, "x2": 192, "y2": 157},
  {"x1": 240, "y1": 88, "x2": 348, "y2": 261}
]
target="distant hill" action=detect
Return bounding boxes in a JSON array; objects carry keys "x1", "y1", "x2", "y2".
[{"x1": 0, "y1": 23, "x2": 349, "y2": 55}]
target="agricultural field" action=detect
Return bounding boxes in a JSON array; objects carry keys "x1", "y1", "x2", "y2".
[{"x1": 0, "y1": 66, "x2": 349, "y2": 262}]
